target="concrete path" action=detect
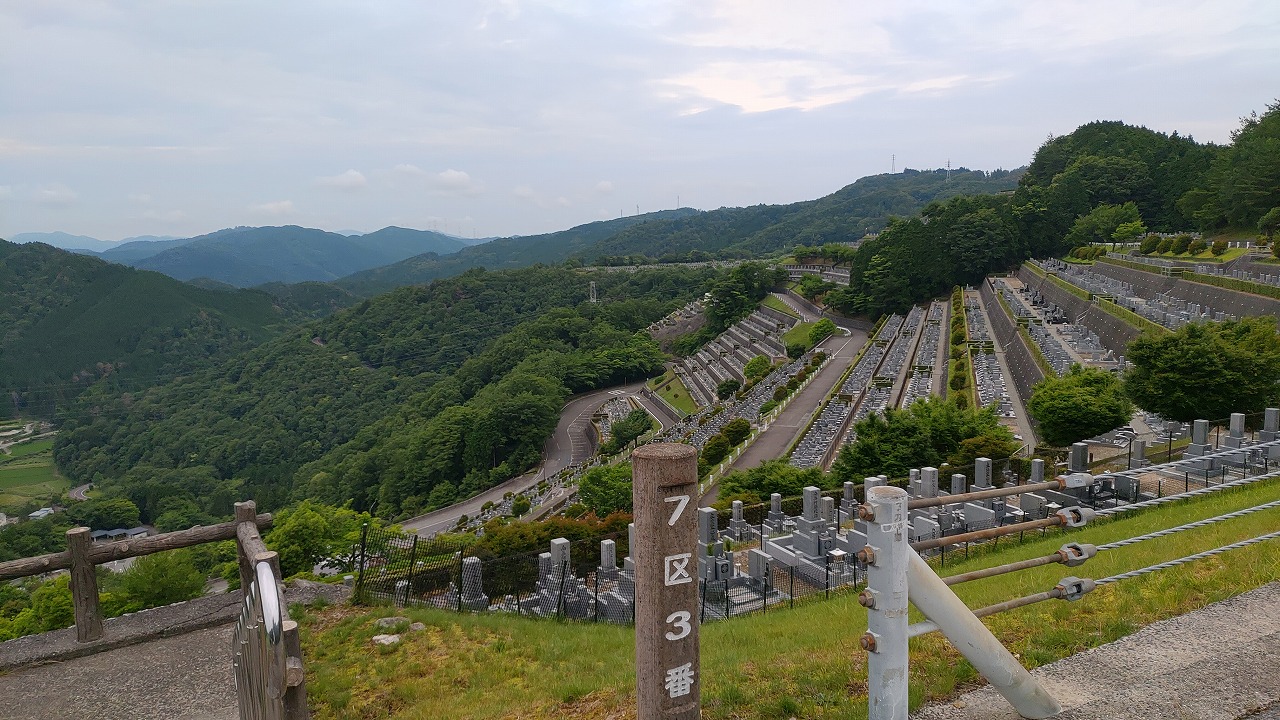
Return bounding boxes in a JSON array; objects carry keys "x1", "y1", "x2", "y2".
[
  {"x1": 913, "y1": 581, "x2": 1280, "y2": 720},
  {"x1": 700, "y1": 329, "x2": 867, "y2": 505},
  {"x1": 0, "y1": 624, "x2": 236, "y2": 720}
]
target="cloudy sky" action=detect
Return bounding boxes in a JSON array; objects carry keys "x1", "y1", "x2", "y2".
[{"x1": 2, "y1": 1, "x2": 1277, "y2": 242}]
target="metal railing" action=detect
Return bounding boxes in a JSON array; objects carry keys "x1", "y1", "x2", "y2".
[{"x1": 232, "y1": 554, "x2": 308, "y2": 720}]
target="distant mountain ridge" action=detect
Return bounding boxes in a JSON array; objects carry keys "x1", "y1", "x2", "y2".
[
  {"x1": 336, "y1": 169, "x2": 1023, "y2": 295},
  {"x1": 126, "y1": 225, "x2": 467, "y2": 287}
]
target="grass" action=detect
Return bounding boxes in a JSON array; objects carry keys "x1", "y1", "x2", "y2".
[
  {"x1": 781, "y1": 321, "x2": 816, "y2": 349},
  {"x1": 1, "y1": 437, "x2": 54, "y2": 460},
  {"x1": 0, "y1": 441, "x2": 68, "y2": 510},
  {"x1": 653, "y1": 372, "x2": 699, "y2": 416},
  {"x1": 762, "y1": 294, "x2": 801, "y2": 319},
  {"x1": 1149, "y1": 246, "x2": 1249, "y2": 263},
  {"x1": 298, "y1": 475, "x2": 1280, "y2": 720}
]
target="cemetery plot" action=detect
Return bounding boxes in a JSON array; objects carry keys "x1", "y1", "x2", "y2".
[{"x1": 1042, "y1": 258, "x2": 1237, "y2": 329}]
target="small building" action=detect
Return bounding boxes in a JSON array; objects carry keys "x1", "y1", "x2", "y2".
[
  {"x1": 90, "y1": 527, "x2": 150, "y2": 542},
  {"x1": 28, "y1": 508, "x2": 54, "y2": 520}
]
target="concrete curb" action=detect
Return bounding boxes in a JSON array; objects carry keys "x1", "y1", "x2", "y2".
[{"x1": 0, "y1": 580, "x2": 349, "y2": 673}]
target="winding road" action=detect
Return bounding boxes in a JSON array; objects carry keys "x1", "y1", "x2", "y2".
[{"x1": 401, "y1": 380, "x2": 653, "y2": 536}]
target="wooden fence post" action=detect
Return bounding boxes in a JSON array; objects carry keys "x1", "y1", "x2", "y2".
[
  {"x1": 67, "y1": 527, "x2": 103, "y2": 642},
  {"x1": 283, "y1": 620, "x2": 310, "y2": 719},
  {"x1": 234, "y1": 501, "x2": 257, "y2": 592}
]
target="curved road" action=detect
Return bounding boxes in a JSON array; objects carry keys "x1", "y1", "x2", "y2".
[{"x1": 401, "y1": 380, "x2": 650, "y2": 536}]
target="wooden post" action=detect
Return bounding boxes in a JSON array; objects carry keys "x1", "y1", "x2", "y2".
[
  {"x1": 631, "y1": 443, "x2": 701, "y2": 720},
  {"x1": 235, "y1": 501, "x2": 257, "y2": 593},
  {"x1": 67, "y1": 527, "x2": 103, "y2": 643},
  {"x1": 282, "y1": 620, "x2": 310, "y2": 719}
]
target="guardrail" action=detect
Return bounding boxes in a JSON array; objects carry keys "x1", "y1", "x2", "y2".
[{"x1": 232, "y1": 554, "x2": 308, "y2": 720}]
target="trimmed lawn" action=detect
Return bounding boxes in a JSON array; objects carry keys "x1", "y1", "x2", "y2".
[
  {"x1": 762, "y1": 294, "x2": 800, "y2": 319},
  {"x1": 655, "y1": 374, "x2": 698, "y2": 416}
]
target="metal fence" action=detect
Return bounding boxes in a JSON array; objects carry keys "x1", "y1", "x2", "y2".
[{"x1": 232, "y1": 558, "x2": 306, "y2": 720}]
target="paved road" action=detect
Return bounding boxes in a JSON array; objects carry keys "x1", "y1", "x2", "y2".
[
  {"x1": 701, "y1": 329, "x2": 868, "y2": 505},
  {"x1": 401, "y1": 380, "x2": 646, "y2": 536},
  {"x1": 69, "y1": 483, "x2": 92, "y2": 501}
]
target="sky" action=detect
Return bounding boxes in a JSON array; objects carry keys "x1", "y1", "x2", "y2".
[{"x1": 2, "y1": 1, "x2": 1277, "y2": 243}]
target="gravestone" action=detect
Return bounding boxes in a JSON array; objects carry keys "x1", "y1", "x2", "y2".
[
  {"x1": 767, "y1": 493, "x2": 786, "y2": 532},
  {"x1": 964, "y1": 502, "x2": 996, "y2": 531},
  {"x1": 951, "y1": 473, "x2": 967, "y2": 497},
  {"x1": 1030, "y1": 458, "x2": 1045, "y2": 484},
  {"x1": 1068, "y1": 444, "x2": 1088, "y2": 473},
  {"x1": 728, "y1": 500, "x2": 750, "y2": 541},
  {"x1": 599, "y1": 539, "x2": 618, "y2": 581},
  {"x1": 1020, "y1": 493, "x2": 1048, "y2": 520},
  {"x1": 920, "y1": 467, "x2": 939, "y2": 498},
  {"x1": 1225, "y1": 413, "x2": 1246, "y2": 449}
]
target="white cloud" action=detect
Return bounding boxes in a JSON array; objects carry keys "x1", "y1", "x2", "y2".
[
  {"x1": 595, "y1": 180, "x2": 614, "y2": 194},
  {"x1": 392, "y1": 163, "x2": 429, "y2": 177},
  {"x1": 34, "y1": 183, "x2": 78, "y2": 206},
  {"x1": 315, "y1": 169, "x2": 367, "y2": 189},
  {"x1": 432, "y1": 169, "x2": 484, "y2": 196},
  {"x1": 249, "y1": 200, "x2": 295, "y2": 217}
]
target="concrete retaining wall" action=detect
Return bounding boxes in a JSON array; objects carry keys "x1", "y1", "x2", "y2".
[
  {"x1": 1015, "y1": 266, "x2": 1144, "y2": 357},
  {"x1": 1092, "y1": 260, "x2": 1280, "y2": 325},
  {"x1": 979, "y1": 279, "x2": 1045, "y2": 411}
]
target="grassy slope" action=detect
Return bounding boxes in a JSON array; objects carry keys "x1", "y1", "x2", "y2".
[
  {"x1": 298, "y1": 476, "x2": 1280, "y2": 719},
  {"x1": 0, "y1": 440, "x2": 66, "y2": 508}
]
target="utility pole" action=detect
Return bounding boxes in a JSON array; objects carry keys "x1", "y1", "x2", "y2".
[{"x1": 891, "y1": 154, "x2": 895, "y2": 173}]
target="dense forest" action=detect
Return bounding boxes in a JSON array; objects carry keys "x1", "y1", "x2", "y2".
[
  {"x1": 52, "y1": 265, "x2": 723, "y2": 520},
  {"x1": 0, "y1": 241, "x2": 308, "y2": 419},
  {"x1": 822, "y1": 103, "x2": 1280, "y2": 316}
]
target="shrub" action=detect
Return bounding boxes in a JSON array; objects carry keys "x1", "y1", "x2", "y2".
[
  {"x1": 510, "y1": 496, "x2": 531, "y2": 516},
  {"x1": 1156, "y1": 238, "x2": 1172, "y2": 253},
  {"x1": 1140, "y1": 235, "x2": 1161, "y2": 254},
  {"x1": 1170, "y1": 234, "x2": 1192, "y2": 254},
  {"x1": 1188, "y1": 239, "x2": 1208, "y2": 255},
  {"x1": 1211, "y1": 239, "x2": 1229, "y2": 256}
]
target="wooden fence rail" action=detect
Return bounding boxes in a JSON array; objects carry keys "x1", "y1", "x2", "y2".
[{"x1": 0, "y1": 500, "x2": 274, "y2": 644}]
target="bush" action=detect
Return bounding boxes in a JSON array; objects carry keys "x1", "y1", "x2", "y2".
[
  {"x1": 1156, "y1": 238, "x2": 1172, "y2": 253},
  {"x1": 723, "y1": 418, "x2": 752, "y2": 446},
  {"x1": 949, "y1": 373, "x2": 967, "y2": 391},
  {"x1": 701, "y1": 434, "x2": 731, "y2": 465},
  {"x1": 1188, "y1": 239, "x2": 1208, "y2": 255},
  {"x1": 1170, "y1": 235, "x2": 1192, "y2": 254},
  {"x1": 510, "y1": 496, "x2": 531, "y2": 517},
  {"x1": 1139, "y1": 235, "x2": 1161, "y2": 254},
  {"x1": 1211, "y1": 239, "x2": 1229, "y2": 256},
  {"x1": 758, "y1": 400, "x2": 778, "y2": 415}
]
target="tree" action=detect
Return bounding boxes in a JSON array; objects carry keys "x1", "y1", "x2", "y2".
[
  {"x1": 1027, "y1": 365, "x2": 1134, "y2": 446},
  {"x1": 510, "y1": 496, "x2": 532, "y2": 517},
  {"x1": 808, "y1": 318, "x2": 837, "y2": 346},
  {"x1": 1211, "y1": 239, "x2": 1229, "y2": 256},
  {"x1": 831, "y1": 397, "x2": 1014, "y2": 481},
  {"x1": 1260, "y1": 207, "x2": 1280, "y2": 242},
  {"x1": 1065, "y1": 202, "x2": 1142, "y2": 247},
  {"x1": 114, "y1": 550, "x2": 206, "y2": 611},
  {"x1": 722, "y1": 418, "x2": 752, "y2": 446},
  {"x1": 1187, "y1": 239, "x2": 1208, "y2": 255},
  {"x1": 66, "y1": 498, "x2": 141, "y2": 530},
  {"x1": 1111, "y1": 219, "x2": 1147, "y2": 246},
  {"x1": 743, "y1": 356, "x2": 772, "y2": 382},
  {"x1": 1139, "y1": 234, "x2": 1161, "y2": 254},
  {"x1": 1124, "y1": 318, "x2": 1280, "y2": 422},
  {"x1": 715, "y1": 379, "x2": 741, "y2": 400},
  {"x1": 701, "y1": 434, "x2": 731, "y2": 466},
  {"x1": 577, "y1": 464, "x2": 632, "y2": 516},
  {"x1": 1170, "y1": 234, "x2": 1192, "y2": 254}
]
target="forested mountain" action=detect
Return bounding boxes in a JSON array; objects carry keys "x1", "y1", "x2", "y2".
[
  {"x1": 335, "y1": 209, "x2": 699, "y2": 296},
  {"x1": 821, "y1": 104, "x2": 1279, "y2": 317},
  {"x1": 98, "y1": 236, "x2": 197, "y2": 263},
  {"x1": 0, "y1": 241, "x2": 300, "y2": 418},
  {"x1": 53, "y1": 264, "x2": 722, "y2": 520},
  {"x1": 129, "y1": 225, "x2": 467, "y2": 287},
  {"x1": 336, "y1": 172, "x2": 1020, "y2": 295},
  {"x1": 10, "y1": 232, "x2": 123, "y2": 253}
]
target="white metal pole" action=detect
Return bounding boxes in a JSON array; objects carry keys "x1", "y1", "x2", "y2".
[
  {"x1": 906, "y1": 550, "x2": 1061, "y2": 719},
  {"x1": 863, "y1": 485, "x2": 910, "y2": 720}
]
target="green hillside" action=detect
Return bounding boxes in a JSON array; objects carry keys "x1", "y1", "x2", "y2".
[
  {"x1": 0, "y1": 240, "x2": 299, "y2": 418},
  {"x1": 53, "y1": 264, "x2": 722, "y2": 516}
]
